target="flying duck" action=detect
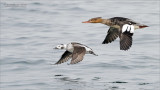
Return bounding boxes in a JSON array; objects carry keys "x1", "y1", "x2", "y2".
[
  {"x1": 82, "y1": 17, "x2": 148, "y2": 50},
  {"x1": 54, "y1": 42, "x2": 98, "y2": 65}
]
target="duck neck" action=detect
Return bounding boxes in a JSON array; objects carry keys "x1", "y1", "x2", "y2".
[
  {"x1": 63, "y1": 44, "x2": 67, "y2": 50},
  {"x1": 101, "y1": 19, "x2": 111, "y2": 26}
]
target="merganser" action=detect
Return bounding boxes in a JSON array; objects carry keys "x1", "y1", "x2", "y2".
[
  {"x1": 82, "y1": 17, "x2": 148, "y2": 50},
  {"x1": 54, "y1": 42, "x2": 98, "y2": 65}
]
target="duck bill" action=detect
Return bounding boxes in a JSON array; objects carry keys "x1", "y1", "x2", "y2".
[
  {"x1": 54, "y1": 47, "x2": 58, "y2": 49},
  {"x1": 82, "y1": 21, "x2": 90, "y2": 23}
]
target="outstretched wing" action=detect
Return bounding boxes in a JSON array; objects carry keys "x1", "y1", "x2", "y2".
[
  {"x1": 55, "y1": 51, "x2": 72, "y2": 64},
  {"x1": 120, "y1": 24, "x2": 134, "y2": 50},
  {"x1": 120, "y1": 29, "x2": 134, "y2": 50},
  {"x1": 102, "y1": 27, "x2": 119, "y2": 44},
  {"x1": 70, "y1": 47, "x2": 86, "y2": 64}
]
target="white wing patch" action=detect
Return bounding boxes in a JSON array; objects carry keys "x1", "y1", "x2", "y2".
[
  {"x1": 122, "y1": 24, "x2": 128, "y2": 33},
  {"x1": 122, "y1": 24, "x2": 134, "y2": 33}
]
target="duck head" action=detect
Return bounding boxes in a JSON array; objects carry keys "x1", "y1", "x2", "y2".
[
  {"x1": 55, "y1": 44, "x2": 67, "y2": 49},
  {"x1": 82, "y1": 17, "x2": 103, "y2": 23}
]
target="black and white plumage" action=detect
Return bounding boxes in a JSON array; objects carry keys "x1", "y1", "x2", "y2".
[
  {"x1": 54, "y1": 42, "x2": 98, "y2": 65},
  {"x1": 102, "y1": 17, "x2": 136, "y2": 51}
]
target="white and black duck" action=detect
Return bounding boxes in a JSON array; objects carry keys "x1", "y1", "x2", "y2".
[{"x1": 54, "y1": 42, "x2": 98, "y2": 65}]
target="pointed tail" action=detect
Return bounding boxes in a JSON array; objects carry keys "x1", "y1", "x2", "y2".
[{"x1": 92, "y1": 52, "x2": 98, "y2": 56}]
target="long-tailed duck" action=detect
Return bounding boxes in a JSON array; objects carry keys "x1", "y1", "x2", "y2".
[
  {"x1": 54, "y1": 42, "x2": 98, "y2": 65},
  {"x1": 82, "y1": 17, "x2": 148, "y2": 50}
]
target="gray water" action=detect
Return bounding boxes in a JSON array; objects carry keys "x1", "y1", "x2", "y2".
[{"x1": 0, "y1": 0, "x2": 159, "y2": 90}]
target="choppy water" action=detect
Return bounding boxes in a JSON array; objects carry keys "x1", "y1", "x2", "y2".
[{"x1": 0, "y1": 0, "x2": 159, "y2": 90}]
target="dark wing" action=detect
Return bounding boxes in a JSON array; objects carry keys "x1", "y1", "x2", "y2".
[
  {"x1": 70, "y1": 47, "x2": 86, "y2": 64},
  {"x1": 102, "y1": 27, "x2": 119, "y2": 44},
  {"x1": 55, "y1": 51, "x2": 72, "y2": 64},
  {"x1": 120, "y1": 31, "x2": 133, "y2": 50}
]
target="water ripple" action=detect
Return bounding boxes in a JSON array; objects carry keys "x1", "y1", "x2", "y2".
[{"x1": 11, "y1": 59, "x2": 45, "y2": 65}]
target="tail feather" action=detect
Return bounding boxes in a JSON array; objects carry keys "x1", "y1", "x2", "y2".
[
  {"x1": 92, "y1": 52, "x2": 98, "y2": 56},
  {"x1": 90, "y1": 51, "x2": 98, "y2": 56}
]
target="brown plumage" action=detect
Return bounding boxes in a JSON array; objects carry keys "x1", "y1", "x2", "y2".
[
  {"x1": 70, "y1": 47, "x2": 86, "y2": 64},
  {"x1": 82, "y1": 17, "x2": 148, "y2": 50}
]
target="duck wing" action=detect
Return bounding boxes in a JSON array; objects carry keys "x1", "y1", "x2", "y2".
[
  {"x1": 102, "y1": 27, "x2": 119, "y2": 44},
  {"x1": 55, "y1": 51, "x2": 72, "y2": 64},
  {"x1": 70, "y1": 46, "x2": 86, "y2": 64},
  {"x1": 120, "y1": 24, "x2": 134, "y2": 50}
]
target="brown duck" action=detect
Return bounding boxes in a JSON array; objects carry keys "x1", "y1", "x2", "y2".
[{"x1": 82, "y1": 17, "x2": 148, "y2": 51}]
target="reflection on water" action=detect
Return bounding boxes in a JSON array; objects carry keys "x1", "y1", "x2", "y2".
[{"x1": 53, "y1": 74, "x2": 153, "y2": 90}]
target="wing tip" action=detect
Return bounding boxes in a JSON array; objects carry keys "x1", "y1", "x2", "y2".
[
  {"x1": 54, "y1": 62, "x2": 61, "y2": 65},
  {"x1": 120, "y1": 48, "x2": 129, "y2": 51},
  {"x1": 120, "y1": 46, "x2": 131, "y2": 51},
  {"x1": 102, "y1": 41, "x2": 107, "y2": 44},
  {"x1": 102, "y1": 40, "x2": 111, "y2": 44}
]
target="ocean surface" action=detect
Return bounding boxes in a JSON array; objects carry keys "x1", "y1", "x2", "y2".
[{"x1": 0, "y1": 0, "x2": 159, "y2": 90}]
